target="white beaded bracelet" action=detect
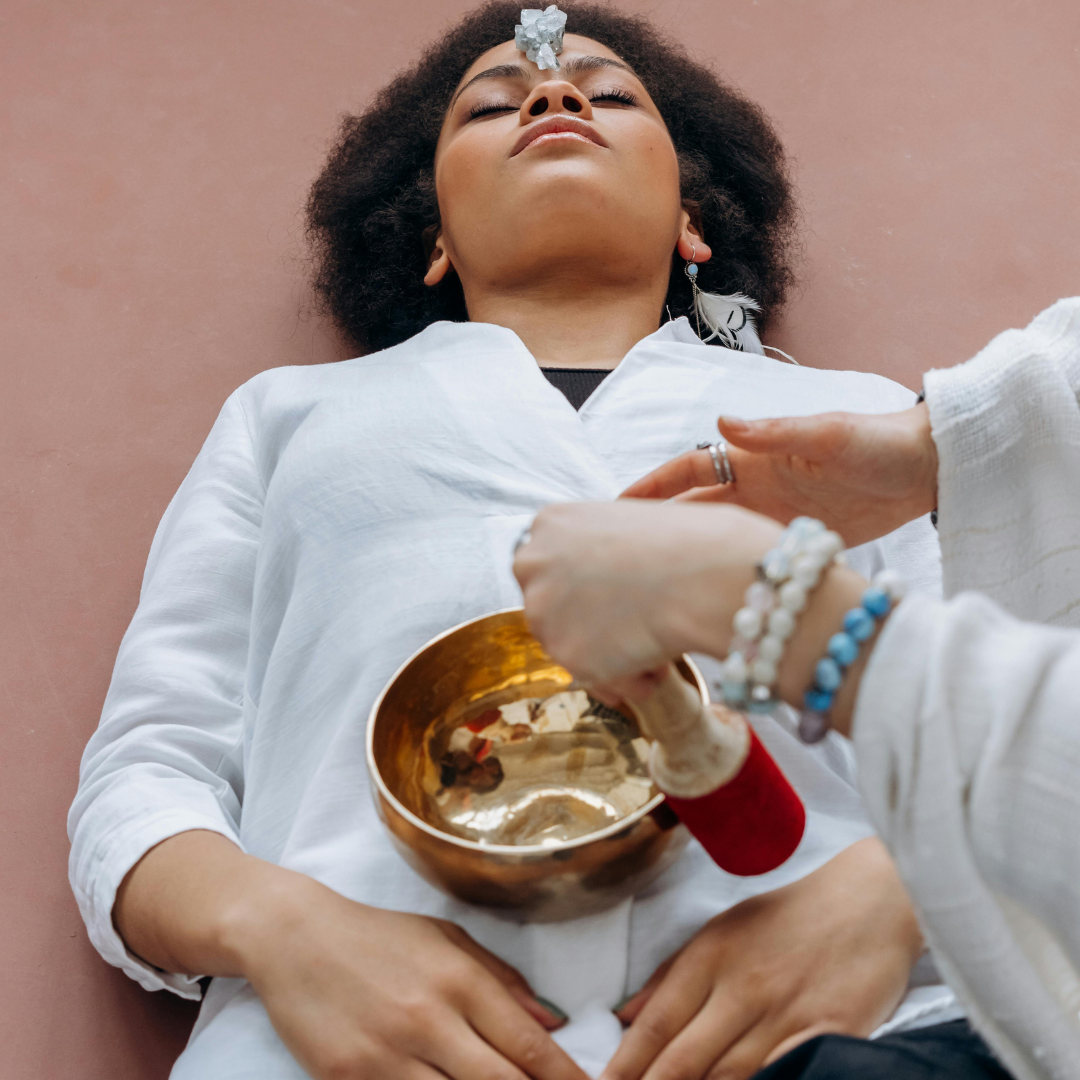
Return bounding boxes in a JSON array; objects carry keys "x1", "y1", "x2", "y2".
[{"x1": 721, "y1": 518, "x2": 844, "y2": 711}]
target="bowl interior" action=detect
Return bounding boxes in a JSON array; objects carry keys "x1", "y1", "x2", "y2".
[{"x1": 369, "y1": 610, "x2": 666, "y2": 853}]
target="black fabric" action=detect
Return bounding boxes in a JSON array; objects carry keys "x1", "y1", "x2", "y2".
[
  {"x1": 541, "y1": 368, "x2": 611, "y2": 411},
  {"x1": 752, "y1": 1021, "x2": 1013, "y2": 1080}
]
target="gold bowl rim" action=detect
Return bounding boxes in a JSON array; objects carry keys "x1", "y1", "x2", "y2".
[{"x1": 366, "y1": 607, "x2": 704, "y2": 857}]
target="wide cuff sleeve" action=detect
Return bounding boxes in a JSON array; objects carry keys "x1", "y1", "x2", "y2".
[
  {"x1": 924, "y1": 297, "x2": 1080, "y2": 622},
  {"x1": 853, "y1": 593, "x2": 1080, "y2": 1080}
]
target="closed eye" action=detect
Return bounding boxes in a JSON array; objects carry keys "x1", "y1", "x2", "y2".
[
  {"x1": 468, "y1": 100, "x2": 518, "y2": 120},
  {"x1": 589, "y1": 88, "x2": 637, "y2": 107}
]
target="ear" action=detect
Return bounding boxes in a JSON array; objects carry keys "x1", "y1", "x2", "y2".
[
  {"x1": 675, "y1": 208, "x2": 712, "y2": 264},
  {"x1": 423, "y1": 231, "x2": 454, "y2": 286}
]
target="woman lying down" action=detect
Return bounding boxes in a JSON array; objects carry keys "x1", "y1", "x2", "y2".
[{"x1": 69, "y1": 3, "x2": 995, "y2": 1078}]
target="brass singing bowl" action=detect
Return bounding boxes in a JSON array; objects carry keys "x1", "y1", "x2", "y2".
[{"x1": 367, "y1": 608, "x2": 705, "y2": 921}]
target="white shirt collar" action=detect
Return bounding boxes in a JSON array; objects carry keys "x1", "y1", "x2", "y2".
[
  {"x1": 648, "y1": 316, "x2": 704, "y2": 347},
  {"x1": 422, "y1": 315, "x2": 706, "y2": 366}
]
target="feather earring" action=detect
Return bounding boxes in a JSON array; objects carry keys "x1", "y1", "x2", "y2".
[
  {"x1": 695, "y1": 290, "x2": 764, "y2": 353},
  {"x1": 684, "y1": 248, "x2": 768, "y2": 355}
]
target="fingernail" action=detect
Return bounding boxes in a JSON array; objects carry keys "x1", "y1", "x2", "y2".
[
  {"x1": 534, "y1": 996, "x2": 569, "y2": 1022},
  {"x1": 719, "y1": 416, "x2": 748, "y2": 432}
]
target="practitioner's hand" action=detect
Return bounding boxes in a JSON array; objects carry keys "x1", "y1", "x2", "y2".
[
  {"x1": 515, "y1": 501, "x2": 781, "y2": 698},
  {"x1": 600, "y1": 837, "x2": 922, "y2": 1080},
  {"x1": 622, "y1": 404, "x2": 938, "y2": 548},
  {"x1": 237, "y1": 880, "x2": 585, "y2": 1080},
  {"x1": 516, "y1": 499, "x2": 871, "y2": 734}
]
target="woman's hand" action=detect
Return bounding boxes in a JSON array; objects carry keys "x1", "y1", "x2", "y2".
[
  {"x1": 601, "y1": 837, "x2": 922, "y2": 1080},
  {"x1": 115, "y1": 831, "x2": 585, "y2": 1080},
  {"x1": 241, "y1": 883, "x2": 586, "y2": 1080},
  {"x1": 621, "y1": 404, "x2": 938, "y2": 548},
  {"x1": 514, "y1": 501, "x2": 781, "y2": 696}
]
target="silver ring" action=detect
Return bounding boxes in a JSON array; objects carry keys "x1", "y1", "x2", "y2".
[{"x1": 696, "y1": 440, "x2": 734, "y2": 485}]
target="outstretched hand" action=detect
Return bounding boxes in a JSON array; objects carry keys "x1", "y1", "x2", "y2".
[{"x1": 621, "y1": 404, "x2": 938, "y2": 548}]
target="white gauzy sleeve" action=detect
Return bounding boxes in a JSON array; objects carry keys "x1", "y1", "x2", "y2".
[
  {"x1": 925, "y1": 297, "x2": 1080, "y2": 624},
  {"x1": 849, "y1": 299, "x2": 1080, "y2": 1079},
  {"x1": 68, "y1": 391, "x2": 262, "y2": 998},
  {"x1": 854, "y1": 593, "x2": 1080, "y2": 1080}
]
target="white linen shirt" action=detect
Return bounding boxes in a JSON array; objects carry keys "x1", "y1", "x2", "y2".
[{"x1": 69, "y1": 318, "x2": 956, "y2": 1079}]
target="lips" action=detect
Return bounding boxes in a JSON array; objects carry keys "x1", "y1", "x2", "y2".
[{"x1": 511, "y1": 115, "x2": 608, "y2": 157}]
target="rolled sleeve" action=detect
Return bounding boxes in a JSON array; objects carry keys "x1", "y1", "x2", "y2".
[
  {"x1": 71, "y1": 796, "x2": 242, "y2": 996},
  {"x1": 68, "y1": 391, "x2": 262, "y2": 995}
]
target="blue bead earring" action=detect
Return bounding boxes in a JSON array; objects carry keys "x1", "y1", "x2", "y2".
[{"x1": 684, "y1": 244, "x2": 703, "y2": 339}]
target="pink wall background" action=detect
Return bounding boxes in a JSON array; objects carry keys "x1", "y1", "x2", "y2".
[{"x1": 2, "y1": 1, "x2": 1077, "y2": 1076}]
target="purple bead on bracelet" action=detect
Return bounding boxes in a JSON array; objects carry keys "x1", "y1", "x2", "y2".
[{"x1": 796, "y1": 570, "x2": 907, "y2": 744}]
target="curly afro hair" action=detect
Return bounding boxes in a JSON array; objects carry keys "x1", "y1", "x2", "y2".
[{"x1": 306, "y1": 0, "x2": 798, "y2": 354}]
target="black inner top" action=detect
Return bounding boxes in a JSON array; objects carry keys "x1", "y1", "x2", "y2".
[{"x1": 540, "y1": 368, "x2": 612, "y2": 411}]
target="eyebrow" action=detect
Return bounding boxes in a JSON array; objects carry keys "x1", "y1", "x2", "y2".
[{"x1": 450, "y1": 55, "x2": 636, "y2": 108}]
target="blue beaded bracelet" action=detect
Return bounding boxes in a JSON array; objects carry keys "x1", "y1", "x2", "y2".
[{"x1": 797, "y1": 571, "x2": 906, "y2": 744}]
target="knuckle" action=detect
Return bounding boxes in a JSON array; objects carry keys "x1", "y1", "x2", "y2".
[
  {"x1": 483, "y1": 1068, "x2": 525, "y2": 1080},
  {"x1": 497, "y1": 965, "x2": 529, "y2": 992},
  {"x1": 434, "y1": 918, "x2": 470, "y2": 946},
  {"x1": 635, "y1": 1011, "x2": 675, "y2": 1047},
  {"x1": 654, "y1": 1051, "x2": 699, "y2": 1080},
  {"x1": 315, "y1": 1055, "x2": 347, "y2": 1080},
  {"x1": 447, "y1": 921, "x2": 475, "y2": 944},
  {"x1": 734, "y1": 965, "x2": 773, "y2": 1005},
  {"x1": 434, "y1": 957, "x2": 476, "y2": 999},
  {"x1": 383, "y1": 995, "x2": 442, "y2": 1045},
  {"x1": 314, "y1": 1046, "x2": 365, "y2": 1080},
  {"x1": 508, "y1": 1027, "x2": 550, "y2": 1070}
]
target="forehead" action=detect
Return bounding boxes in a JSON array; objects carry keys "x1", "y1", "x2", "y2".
[{"x1": 455, "y1": 33, "x2": 627, "y2": 88}]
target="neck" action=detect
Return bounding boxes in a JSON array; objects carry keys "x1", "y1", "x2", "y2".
[{"x1": 462, "y1": 276, "x2": 667, "y2": 370}]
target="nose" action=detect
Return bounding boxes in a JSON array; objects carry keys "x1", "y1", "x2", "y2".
[{"x1": 519, "y1": 79, "x2": 593, "y2": 122}]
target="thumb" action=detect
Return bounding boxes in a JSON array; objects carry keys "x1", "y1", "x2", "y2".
[{"x1": 718, "y1": 413, "x2": 850, "y2": 462}]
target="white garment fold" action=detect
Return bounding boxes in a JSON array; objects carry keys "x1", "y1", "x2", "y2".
[
  {"x1": 70, "y1": 317, "x2": 954, "y2": 1078},
  {"x1": 539, "y1": 902, "x2": 631, "y2": 1077},
  {"x1": 854, "y1": 298, "x2": 1080, "y2": 1080}
]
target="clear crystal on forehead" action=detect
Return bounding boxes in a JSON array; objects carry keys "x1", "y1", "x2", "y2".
[{"x1": 514, "y1": 5, "x2": 567, "y2": 71}]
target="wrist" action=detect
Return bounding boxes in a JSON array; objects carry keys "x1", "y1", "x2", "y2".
[
  {"x1": 682, "y1": 562, "x2": 761, "y2": 661},
  {"x1": 776, "y1": 565, "x2": 869, "y2": 738},
  {"x1": 215, "y1": 859, "x2": 333, "y2": 980},
  {"x1": 909, "y1": 401, "x2": 939, "y2": 517},
  {"x1": 684, "y1": 520, "x2": 782, "y2": 661}
]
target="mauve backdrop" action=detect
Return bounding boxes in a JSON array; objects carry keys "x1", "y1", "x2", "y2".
[{"x1": 1, "y1": 1, "x2": 1077, "y2": 1076}]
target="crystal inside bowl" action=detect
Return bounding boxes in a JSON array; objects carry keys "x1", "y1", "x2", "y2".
[{"x1": 421, "y1": 683, "x2": 655, "y2": 847}]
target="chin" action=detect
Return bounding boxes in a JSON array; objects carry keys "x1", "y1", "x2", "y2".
[{"x1": 513, "y1": 168, "x2": 664, "y2": 226}]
